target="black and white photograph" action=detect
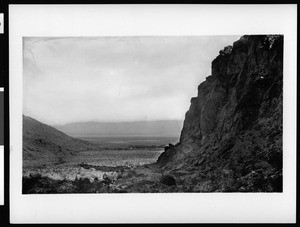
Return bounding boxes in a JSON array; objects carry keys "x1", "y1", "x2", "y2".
[
  {"x1": 9, "y1": 4, "x2": 296, "y2": 223},
  {"x1": 22, "y1": 35, "x2": 284, "y2": 194}
]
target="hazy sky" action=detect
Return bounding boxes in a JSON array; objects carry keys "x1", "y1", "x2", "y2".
[{"x1": 23, "y1": 36, "x2": 240, "y2": 125}]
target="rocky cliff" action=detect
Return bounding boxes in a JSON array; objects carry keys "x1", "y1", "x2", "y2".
[{"x1": 156, "y1": 35, "x2": 283, "y2": 192}]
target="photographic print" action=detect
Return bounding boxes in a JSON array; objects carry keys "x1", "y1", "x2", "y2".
[
  {"x1": 10, "y1": 4, "x2": 296, "y2": 223},
  {"x1": 22, "y1": 35, "x2": 283, "y2": 194}
]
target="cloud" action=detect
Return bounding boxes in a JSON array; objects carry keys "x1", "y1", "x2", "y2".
[{"x1": 23, "y1": 36, "x2": 241, "y2": 125}]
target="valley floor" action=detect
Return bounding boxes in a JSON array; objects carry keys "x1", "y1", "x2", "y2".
[
  {"x1": 22, "y1": 138, "x2": 282, "y2": 193},
  {"x1": 23, "y1": 147, "x2": 176, "y2": 193},
  {"x1": 23, "y1": 159, "x2": 212, "y2": 193},
  {"x1": 22, "y1": 146, "x2": 212, "y2": 193}
]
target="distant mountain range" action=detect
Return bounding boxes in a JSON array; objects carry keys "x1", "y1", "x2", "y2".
[
  {"x1": 23, "y1": 115, "x2": 98, "y2": 163},
  {"x1": 53, "y1": 120, "x2": 184, "y2": 137},
  {"x1": 23, "y1": 116, "x2": 183, "y2": 164}
]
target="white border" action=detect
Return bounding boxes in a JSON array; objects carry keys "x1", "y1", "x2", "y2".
[
  {"x1": 9, "y1": 4, "x2": 297, "y2": 223},
  {"x1": 0, "y1": 13, "x2": 3, "y2": 34},
  {"x1": 0, "y1": 89, "x2": 4, "y2": 205},
  {"x1": 0, "y1": 146, "x2": 3, "y2": 205}
]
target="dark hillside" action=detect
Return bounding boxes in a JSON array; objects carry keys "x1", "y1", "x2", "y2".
[{"x1": 23, "y1": 115, "x2": 98, "y2": 163}]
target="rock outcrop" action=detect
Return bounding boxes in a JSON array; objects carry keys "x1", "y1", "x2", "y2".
[{"x1": 156, "y1": 35, "x2": 283, "y2": 192}]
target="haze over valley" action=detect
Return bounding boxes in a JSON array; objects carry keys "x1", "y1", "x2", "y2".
[{"x1": 53, "y1": 120, "x2": 183, "y2": 137}]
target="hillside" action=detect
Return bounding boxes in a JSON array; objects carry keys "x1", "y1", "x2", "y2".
[
  {"x1": 23, "y1": 115, "x2": 98, "y2": 163},
  {"x1": 156, "y1": 35, "x2": 283, "y2": 192},
  {"x1": 53, "y1": 120, "x2": 183, "y2": 137}
]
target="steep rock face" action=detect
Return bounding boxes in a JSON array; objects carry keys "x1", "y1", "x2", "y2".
[{"x1": 156, "y1": 35, "x2": 283, "y2": 192}]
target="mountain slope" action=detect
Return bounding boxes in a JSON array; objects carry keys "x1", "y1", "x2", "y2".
[
  {"x1": 156, "y1": 35, "x2": 283, "y2": 192},
  {"x1": 53, "y1": 120, "x2": 183, "y2": 137},
  {"x1": 23, "y1": 115, "x2": 98, "y2": 162}
]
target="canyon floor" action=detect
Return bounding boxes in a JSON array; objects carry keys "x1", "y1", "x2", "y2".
[
  {"x1": 23, "y1": 149, "x2": 190, "y2": 194},
  {"x1": 23, "y1": 137, "x2": 189, "y2": 194}
]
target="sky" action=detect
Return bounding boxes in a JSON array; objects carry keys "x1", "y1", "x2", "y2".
[{"x1": 23, "y1": 36, "x2": 241, "y2": 125}]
